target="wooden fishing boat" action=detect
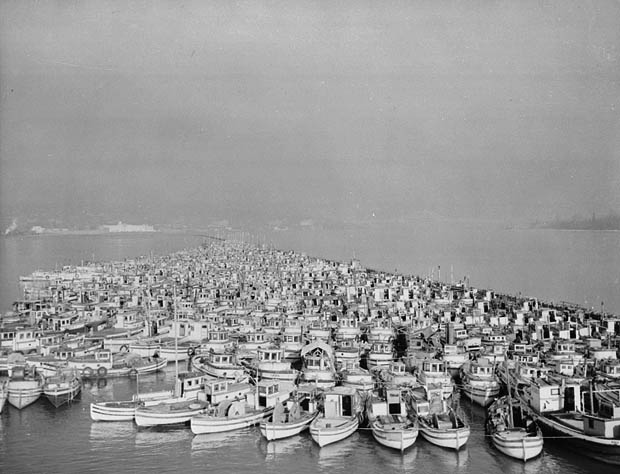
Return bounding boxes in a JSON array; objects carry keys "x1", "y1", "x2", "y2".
[
  {"x1": 459, "y1": 357, "x2": 501, "y2": 407},
  {"x1": 418, "y1": 408, "x2": 470, "y2": 450},
  {"x1": 43, "y1": 369, "x2": 82, "y2": 407},
  {"x1": 259, "y1": 384, "x2": 321, "y2": 440},
  {"x1": 7, "y1": 365, "x2": 45, "y2": 409},
  {"x1": 521, "y1": 377, "x2": 620, "y2": 465},
  {"x1": 134, "y1": 398, "x2": 210, "y2": 427},
  {"x1": 410, "y1": 386, "x2": 469, "y2": 450},
  {"x1": 486, "y1": 395, "x2": 543, "y2": 461},
  {"x1": 300, "y1": 341, "x2": 337, "y2": 388},
  {"x1": 367, "y1": 387, "x2": 418, "y2": 451},
  {"x1": 190, "y1": 380, "x2": 293, "y2": 434},
  {"x1": 244, "y1": 347, "x2": 299, "y2": 382},
  {"x1": 90, "y1": 372, "x2": 205, "y2": 421},
  {"x1": 309, "y1": 386, "x2": 362, "y2": 447},
  {"x1": 191, "y1": 350, "x2": 246, "y2": 380}
]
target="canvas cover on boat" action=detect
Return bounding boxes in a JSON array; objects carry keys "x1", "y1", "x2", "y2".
[
  {"x1": 288, "y1": 401, "x2": 301, "y2": 420},
  {"x1": 300, "y1": 341, "x2": 334, "y2": 359},
  {"x1": 228, "y1": 400, "x2": 246, "y2": 417},
  {"x1": 272, "y1": 401, "x2": 286, "y2": 423}
]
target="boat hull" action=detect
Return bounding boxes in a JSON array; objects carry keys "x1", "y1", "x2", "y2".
[
  {"x1": 191, "y1": 408, "x2": 273, "y2": 434},
  {"x1": 418, "y1": 420, "x2": 470, "y2": 450},
  {"x1": 460, "y1": 384, "x2": 500, "y2": 407},
  {"x1": 309, "y1": 416, "x2": 359, "y2": 447},
  {"x1": 43, "y1": 379, "x2": 81, "y2": 408},
  {"x1": 134, "y1": 400, "x2": 208, "y2": 427},
  {"x1": 533, "y1": 412, "x2": 620, "y2": 465},
  {"x1": 371, "y1": 419, "x2": 418, "y2": 451},
  {"x1": 91, "y1": 401, "x2": 138, "y2": 421},
  {"x1": 260, "y1": 411, "x2": 318, "y2": 440},
  {"x1": 7, "y1": 381, "x2": 43, "y2": 409},
  {"x1": 491, "y1": 429, "x2": 544, "y2": 461}
]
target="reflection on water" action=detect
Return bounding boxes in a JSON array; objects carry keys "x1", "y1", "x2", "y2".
[
  {"x1": 258, "y1": 434, "x2": 308, "y2": 461},
  {"x1": 90, "y1": 421, "x2": 136, "y2": 442},
  {"x1": 191, "y1": 429, "x2": 254, "y2": 453},
  {"x1": 414, "y1": 441, "x2": 470, "y2": 471},
  {"x1": 135, "y1": 426, "x2": 193, "y2": 447},
  {"x1": 371, "y1": 441, "x2": 420, "y2": 469},
  {"x1": 311, "y1": 432, "x2": 361, "y2": 469}
]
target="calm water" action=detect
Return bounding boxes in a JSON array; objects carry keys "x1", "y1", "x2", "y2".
[
  {"x1": 1, "y1": 224, "x2": 619, "y2": 473},
  {"x1": 1, "y1": 365, "x2": 616, "y2": 474}
]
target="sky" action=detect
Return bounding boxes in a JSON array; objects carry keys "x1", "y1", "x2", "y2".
[{"x1": 1, "y1": 0, "x2": 619, "y2": 231}]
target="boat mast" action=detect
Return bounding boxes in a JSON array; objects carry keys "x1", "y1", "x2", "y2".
[
  {"x1": 505, "y1": 357, "x2": 514, "y2": 428},
  {"x1": 173, "y1": 285, "x2": 179, "y2": 382}
]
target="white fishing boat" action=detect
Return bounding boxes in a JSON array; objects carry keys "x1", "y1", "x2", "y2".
[
  {"x1": 487, "y1": 395, "x2": 543, "y2": 461},
  {"x1": 339, "y1": 359, "x2": 374, "y2": 391},
  {"x1": 521, "y1": 377, "x2": 620, "y2": 465},
  {"x1": 367, "y1": 387, "x2": 418, "y2": 451},
  {"x1": 410, "y1": 386, "x2": 469, "y2": 450},
  {"x1": 259, "y1": 385, "x2": 321, "y2": 440},
  {"x1": 416, "y1": 358, "x2": 455, "y2": 400},
  {"x1": 459, "y1": 357, "x2": 501, "y2": 407},
  {"x1": 300, "y1": 341, "x2": 337, "y2": 388},
  {"x1": 309, "y1": 386, "x2": 362, "y2": 447},
  {"x1": 366, "y1": 342, "x2": 394, "y2": 370},
  {"x1": 247, "y1": 347, "x2": 299, "y2": 382},
  {"x1": 89, "y1": 371, "x2": 205, "y2": 421},
  {"x1": 190, "y1": 380, "x2": 293, "y2": 435},
  {"x1": 89, "y1": 390, "x2": 174, "y2": 422},
  {"x1": 375, "y1": 360, "x2": 418, "y2": 388},
  {"x1": 43, "y1": 369, "x2": 82, "y2": 407},
  {"x1": 134, "y1": 397, "x2": 210, "y2": 427},
  {"x1": 7, "y1": 364, "x2": 45, "y2": 409},
  {"x1": 191, "y1": 350, "x2": 246, "y2": 380}
]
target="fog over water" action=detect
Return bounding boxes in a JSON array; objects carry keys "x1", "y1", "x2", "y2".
[{"x1": 1, "y1": 1, "x2": 619, "y2": 232}]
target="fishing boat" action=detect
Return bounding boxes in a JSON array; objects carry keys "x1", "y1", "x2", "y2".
[
  {"x1": 244, "y1": 347, "x2": 299, "y2": 382},
  {"x1": 191, "y1": 350, "x2": 246, "y2": 380},
  {"x1": 339, "y1": 359, "x2": 375, "y2": 391},
  {"x1": 309, "y1": 386, "x2": 362, "y2": 447},
  {"x1": 459, "y1": 357, "x2": 501, "y2": 407},
  {"x1": 43, "y1": 369, "x2": 82, "y2": 407},
  {"x1": 7, "y1": 364, "x2": 45, "y2": 409},
  {"x1": 366, "y1": 342, "x2": 394, "y2": 370},
  {"x1": 259, "y1": 384, "x2": 321, "y2": 440},
  {"x1": 134, "y1": 397, "x2": 210, "y2": 427},
  {"x1": 190, "y1": 380, "x2": 293, "y2": 434},
  {"x1": 416, "y1": 358, "x2": 455, "y2": 400},
  {"x1": 366, "y1": 387, "x2": 418, "y2": 451},
  {"x1": 300, "y1": 341, "x2": 337, "y2": 388},
  {"x1": 410, "y1": 386, "x2": 469, "y2": 450},
  {"x1": 521, "y1": 377, "x2": 620, "y2": 465},
  {"x1": 486, "y1": 395, "x2": 543, "y2": 461},
  {"x1": 90, "y1": 389, "x2": 174, "y2": 422},
  {"x1": 89, "y1": 371, "x2": 204, "y2": 421},
  {"x1": 374, "y1": 360, "x2": 418, "y2": 388}
]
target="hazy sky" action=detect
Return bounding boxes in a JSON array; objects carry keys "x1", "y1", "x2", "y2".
[{"x1": 1, "y1": 0, "x2": 619, "y2": 230}]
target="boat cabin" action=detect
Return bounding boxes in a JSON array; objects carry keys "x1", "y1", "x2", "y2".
[
  {"x1": 370, "y1": 388, "x2": 407, "y2": 418},
  {"x1": 469, "y1": 360, "x2": 495, "y2": 378},
  {"x1": 598, "y1": 360, "x2": 620, "y2": 380},
  {"x1": 247, "y1": 381, "x2": 287, "y2": 410},
  {"x1": 175, "y1": 372, "x2": 208, "y2": 398},
  {"x1": 528, "y1": 378, "x2": 583, "y2": 413},
  {"x1": 323, "y1": 387, "x2": 360, "y2": 419},
  {"x1": 258, "y1": 348, "x2": 285, "y2": 363},
  {"x1": 200, "y1": 378, "x2": 252, "y2": 406},
  {"x1": 422, "y1": 359, "x2": 446, "y2": 375}
]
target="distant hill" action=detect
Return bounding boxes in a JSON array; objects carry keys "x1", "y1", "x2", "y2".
[{"x1": 533, "y1": 213, "x2": 620, "y2": 231}]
